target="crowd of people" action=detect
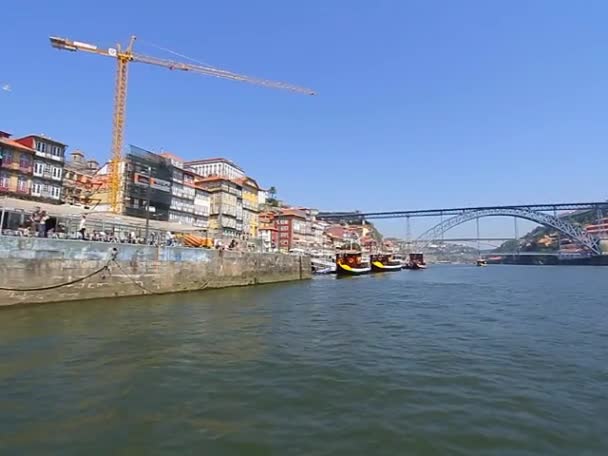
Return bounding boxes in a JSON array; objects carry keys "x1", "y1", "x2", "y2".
[
  {"x1": 2, "y1": 207, "x2": 176, "y2": 246},
  {"x1": 1, "y1": 207, "x2": 257, "y2": 251}
]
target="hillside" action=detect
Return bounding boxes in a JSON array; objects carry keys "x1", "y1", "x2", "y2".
[{"x1": 494, "y1": 209, "x2": 598, "y2": 253}]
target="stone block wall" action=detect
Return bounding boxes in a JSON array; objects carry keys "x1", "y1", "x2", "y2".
[{"x1": 0, "y1": 238, "x2": 310, "y2": 307}]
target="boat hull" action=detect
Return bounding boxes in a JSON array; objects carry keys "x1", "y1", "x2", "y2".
[
  {"x1": 371, "y1": 261, "x2": 403, "y2": 272},
  {"x1": 404, "y1": 262, "x2": 426, "y2": 270},
  {"x1": 336, "y1": 262, "x2": 371, "y2": 276}
]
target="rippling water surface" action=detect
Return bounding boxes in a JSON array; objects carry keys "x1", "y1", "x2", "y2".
[{"x1": 1, "y1": 265, "x2": 607, "y2": 455}]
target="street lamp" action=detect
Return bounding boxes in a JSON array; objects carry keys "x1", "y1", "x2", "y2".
[{"x1": 144, "y1": 165, "x2": 152, "y2": 244}]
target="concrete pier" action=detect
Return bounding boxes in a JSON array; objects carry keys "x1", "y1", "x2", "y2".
[{"x1": 0, "y1": 237, "x2": 310, "y2": 307}]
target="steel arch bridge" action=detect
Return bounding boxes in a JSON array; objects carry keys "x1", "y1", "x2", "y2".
[{"x1": 414, "y1": 207, "x2": 602, "y2": 255}]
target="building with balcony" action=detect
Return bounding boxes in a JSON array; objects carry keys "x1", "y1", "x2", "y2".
[
  {"x1": 122, "y1": 146, "x2": 172, "y2": 221},
  {"x1": 161, "y1": 153, "x2": 196, "y2": 226},
  {"x1": 259, "y1": 210, "x2": 278, "y2": 251},
  {"x1": 236, "y1": 176, "x2": 260, "y2": 239},
  {"x1": 0, "y1": 131, "x2": 35, "y2": 198},
  {"x1": 62, "y1": 150, "x2": 100, "y2": 206},
  {"x1": 13, "y1": 133, "x2": 66, "y2": 202},
  {"x1": 186, "y1": 157, "x2": 245, "y2": 180},
  {"x1": 276, "y1": 208, "x2": 308, "y2": 252},
  {"x1": 193, "y1": 187, "x2": 210, "y2": 229},
  {"x1": 196, "y1": 176, "x2": 243, "y2": 237}
]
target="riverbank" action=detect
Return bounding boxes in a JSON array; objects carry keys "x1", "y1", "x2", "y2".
[
  {"x1": 0, "y1": 237, "x2": 310, "y2": 307},
  {"x1": 487, "y1": 254, "x2": 608, "y2": 266}
]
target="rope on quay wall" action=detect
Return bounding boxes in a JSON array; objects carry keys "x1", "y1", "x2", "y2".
[
  {"x1": 109, "y1": 258, "x2": 209, "y2": 296},
  {"x1": 0, "y1": 249, "x2": 119, "y2": 292},
  {"x1": 110, "y1": 260, "x2": 158, "y2": 295},
  {"x1": 0, "y1": 248, "x2": 210, "y2": 296}
]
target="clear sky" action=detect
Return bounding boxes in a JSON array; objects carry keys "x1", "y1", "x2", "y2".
[{"x1": 1, "y1": 0, "x2": 607, "y2": 237}]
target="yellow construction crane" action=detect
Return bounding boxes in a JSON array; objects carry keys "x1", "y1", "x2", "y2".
[{"x1": 49, "y1": 35, "x2": 315, "y2": 212}]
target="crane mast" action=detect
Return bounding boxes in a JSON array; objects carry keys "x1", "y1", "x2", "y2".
[{"x1": 49, "y1": 35, "x2": 314, "y2": 213}]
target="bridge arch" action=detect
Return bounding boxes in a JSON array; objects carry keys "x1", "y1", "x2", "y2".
[{"x1": 414, "y1": 207, "x2": 602, "y2": 255}]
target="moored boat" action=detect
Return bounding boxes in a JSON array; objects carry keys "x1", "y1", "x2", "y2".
[
  {"x1": 311, "y1": 257, "x2": 336, "y2": 273},
  {"x1": 336, "y1": 251, "x2": 371, "y2": 276},
  {"x1": 476, "y1": 258, "x2": 488, "y2": 267},
  {"x1": 370, "y1": 254, "x2": 403, "y2": 272},
  {"x1": 404, "y1": 252, "x2": 427, "y2": 270}
]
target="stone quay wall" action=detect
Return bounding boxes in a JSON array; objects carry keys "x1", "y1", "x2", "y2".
[{"x1": 0, "y1": 237, "x2": 310, "y2": 307}]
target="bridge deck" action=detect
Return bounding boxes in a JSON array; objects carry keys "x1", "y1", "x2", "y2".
[{"x1": 319, "y1": 202, "x2": 608, "y2": 220}]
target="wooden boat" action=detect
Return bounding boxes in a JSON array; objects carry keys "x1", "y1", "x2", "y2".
[
  {"x1": 336, "y1": 251, "x2": 371, "y2": 276},
  {"x1": 370, "y1": 254, "x2": 403, "y2": 272},
  {"x1": 404, "y1": 253, "x2": 427, "y2": 270},
  {"x1": 476, "y1": 258, "x2": 488, "y2": 267}
]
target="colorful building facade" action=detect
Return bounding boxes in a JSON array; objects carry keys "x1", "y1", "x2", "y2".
[
  {"x1": 238, "y1": 176, "x2": 260, "y2": 239},
  {"x1": 62, "y1": 150, "x2": 100, "y2": 206},
  {"x1": 15, "y1": 134, "x2": 66, "y2": 202},
  {"x1": 0, "y1": 131, "x2": 34, "y2": 198},
  {"x1": 197, "y1": 176, "x2": 243, "y2": 237},
  {"x1": 276, "y1": 208, "x2": 308, "y2": 251}
]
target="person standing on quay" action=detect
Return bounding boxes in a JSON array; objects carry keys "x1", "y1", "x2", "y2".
[
  {"x1": 29, "y1": 207, "x2": 41, "y2": 235},
  {"x1": 39, "y1": 211, "x2": 49, "y2": 238},
  {"x1": 78, "y1": 214, "x2": 87, "y2": 240}
]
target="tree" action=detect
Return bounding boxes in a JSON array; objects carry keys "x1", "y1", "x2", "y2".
[{"x1": 267, "y1": 186, "x2": 279, "y2": 206}]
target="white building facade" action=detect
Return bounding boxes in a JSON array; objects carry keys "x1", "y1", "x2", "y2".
[{"x1": 186, "y1": 158, "x2": 245, "y2": 181}]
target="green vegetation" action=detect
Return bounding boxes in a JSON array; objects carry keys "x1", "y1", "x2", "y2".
[
  {"x1": 266, "y1": 186, "x2": 280, "y2": 207},
  {"x1": 494, "y1": 209, "x2": 599, "y2": 252}
]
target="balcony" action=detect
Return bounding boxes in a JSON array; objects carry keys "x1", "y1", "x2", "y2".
[
  {"x1": 242, "y1": 200, "x2": 259, "y2": 211},
  {"x1": 1, "y1": 161, "x2": 33, "y2": 175}
]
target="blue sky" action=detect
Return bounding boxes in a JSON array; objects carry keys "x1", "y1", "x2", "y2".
[{"x1": 1, "y1": 0, "x2": 607, "y2": 237}]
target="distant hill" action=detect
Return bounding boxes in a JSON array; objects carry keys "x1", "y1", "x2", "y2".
[{"x1": 494, "y1": 209, "x2": 598, "y2": 253}]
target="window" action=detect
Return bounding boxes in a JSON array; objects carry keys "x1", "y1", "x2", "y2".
[
  {"x1": 51, "y1": 186, "x2": 61, "y2": 199},
  {"x1": 52, "y1": 166, "x2": 62, "y2": 180},
  {"x1": 36, "y1": 141, "x2": 47, "y2": 153},
  {"x1": 34, "y1": 162, "x2": 44, "y2": 176},
  {"x1": 2, "y1": 150, "x2": 13, "y2": 165},
  {"x1": 19, "y1": 154, "x2": 31, "y2": 169},
  {"x1": 17, "y1": 177, "x2": 28, "y2": 193},
  {"x1": 32, "y1": 183, "x2": 41, "y2": 195},
  {"x1": 0, "y1": 174, "x2": 8, "y2": 189}
]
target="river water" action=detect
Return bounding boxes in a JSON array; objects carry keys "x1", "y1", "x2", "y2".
[{"x1": 1, "y1": 265, "x2": 607, "y2": 455}]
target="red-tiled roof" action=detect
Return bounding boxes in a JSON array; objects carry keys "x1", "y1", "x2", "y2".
[
  {"x1": 279, "y1": 208, "x2": 307, "y2": 218},
  {"x1": 195, "y1": 176, "x2": 225, "y2": 183},
  {"x1": 0, "y1": 137, "x2": 36, "y2": 153},
  {"x1": 234, "y1": 176, "x2": 260, "y2": 189},
  {"x1": 160, "y1": 151, "x2": 184, "y2": 162},
  {"x1": 19, "y1": 134, "x2": 67, "y2": 146}
]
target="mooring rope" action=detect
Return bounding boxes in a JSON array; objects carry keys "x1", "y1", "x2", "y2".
[
  {"x1": 0, "y1": 248, "x2": 209, "y2": 295},
  {"x1": 0, "y1": 249, "x2": 118, "y2": 292}
]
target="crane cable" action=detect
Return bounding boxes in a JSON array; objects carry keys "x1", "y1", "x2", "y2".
[{"x1": 137, "y1": 39, "x2": 217, "y2": 69}]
